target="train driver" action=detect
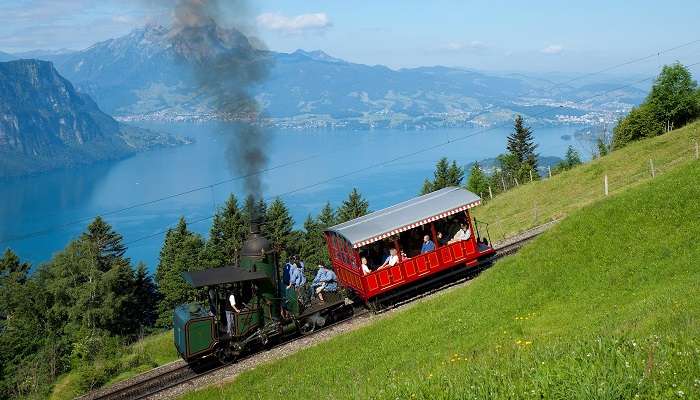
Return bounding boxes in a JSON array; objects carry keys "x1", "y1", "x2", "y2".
[
  {"x1": 226, "y1": 290, "x2": 240, "y2": 335},
  {"x1": 379, "y1": 248, "x2": 399, "y2": 269},
  {"x1": 448, "y1": 222, "x2": 471, "y2": 244}
]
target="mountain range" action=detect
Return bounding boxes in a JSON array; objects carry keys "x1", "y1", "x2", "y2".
[
  {"x1": 0, "y1": 59, "x2": 186, "y2": 178},
  {"x1": 6, "y1": 23, "x2": 647, "y2": 130}
]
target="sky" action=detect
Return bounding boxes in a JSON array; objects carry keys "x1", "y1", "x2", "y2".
[{"x1": 1, "y1": 0, "x2": 699, "y2": 74}]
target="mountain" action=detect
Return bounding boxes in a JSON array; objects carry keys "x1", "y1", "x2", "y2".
[
  {"x1": 0, "y1": 59, "x2": 185, "y2": 178},
  {"x1": 34, "y1": 24, "x2": 645, "y2": 130},
  {"x1": 0, "y1": 51, "x2": 15, "y2": 62}
]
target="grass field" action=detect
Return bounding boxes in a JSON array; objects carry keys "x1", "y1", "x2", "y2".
[
  {"x1": 49, "y1": 331, "x2": 177, "y2": 400},
  {"x1": 474, "y1": 120, "x2": 700, "y2": 241},
  {"x1": 182, "y1": 150, "x2": 700, "y2": 399}
]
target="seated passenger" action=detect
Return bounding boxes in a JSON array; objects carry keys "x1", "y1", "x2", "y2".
[
  {"x1": 420, "y1": 235, "x2": 435, "y2": 253},
  {"x1": 448, "y1": 223, "x2": 471, "y2": 244},
  {"x1": 437, "y1": 231, "x2": 448, "y2": 246},
  {"x1": 311, "y1": 264, "x2": 338, "y2": 302},
  {"x1": 379, "y1": 248, "x2": 399, "y2": 269},
  {"x1": 360, "y1": 257, "x2": 372, "y2": 275}
]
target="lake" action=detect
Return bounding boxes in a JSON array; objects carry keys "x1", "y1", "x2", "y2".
[{"x1": 0, "y1": 122, "x2": 588, "y2": 271}]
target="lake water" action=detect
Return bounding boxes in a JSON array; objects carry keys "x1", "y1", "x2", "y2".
[{"x1": 0, "y1": 123, "x2": 588, "y2": 271}]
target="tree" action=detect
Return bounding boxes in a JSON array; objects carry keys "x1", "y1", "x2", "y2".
[
  {"x1": 466, "y1": 162, "x2": 490, "y2": 198},
  {"x1": 646, "y1": 63, "x2": 699, "y2": 130},
  {"x1": 263, "y1": 198, "x2": 294, "y2": 259},
  {"x1": 155, "y1": 217, "x2": 205, "y2": 327},
  {"x1": 300, "y1": 202, "x2": 336, "y2": 273},
  {"x1": 318, "y1": 202, "x2": 336, "y2": 227},
  {"x1": 132, "y1": 262, "x2": 159, "y2": 330},
  {"x1": 80, "y1": 216, "x2": 127, "y2": 272},
  {"x1": 203, "y1": 194, "x2": 246, "y2": 268},
  {"x1": 337, "y1": 188, "x2": 370, "y2": 223},
  {"x1": 421, "y1": 158, "x2": 465, "y2": 194},
  {"x1": 554, "y1": 146, "x2": 583, "y2": 173},
  {"x1": 506, "y1": 115, "x2": 539, "y2": 181},
  {"x1": 612, "y1": 104, "x2": 664, "y2": 149}
]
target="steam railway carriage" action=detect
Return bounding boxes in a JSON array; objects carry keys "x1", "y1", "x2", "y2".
[{"x1": 324, "y1": 187, "x2": 494, "y2": 302}]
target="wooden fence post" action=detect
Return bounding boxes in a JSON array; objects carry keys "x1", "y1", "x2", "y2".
[
  {"x1": 604, "y1": 175, "x2": 609, "y2": 196},
  {"x1": 501, "y1": 176, "x2": 506, "y2": 191},
  {"x1": 649, "y1": 159, "x2": 655, "y2": 178},
  {"x1": 533, "y1": 201, "x2": 538, "y2": 224},
  {"x1": 488, "y1": 186, "x2": 493, "y2": 200},
  {"x1": 530, "y1": 170, "x2": 533, "y2": 182},
  {"x1": 515, "y1": 178, "x2": 519, "y2": 187},
  {"x1": 548, "y1": 165, "x2": 552, "y2": 178}
]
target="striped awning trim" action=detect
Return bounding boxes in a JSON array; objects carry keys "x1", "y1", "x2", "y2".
[{"x1": 352, "y1": 199, "x2": 480, "y2": 248}]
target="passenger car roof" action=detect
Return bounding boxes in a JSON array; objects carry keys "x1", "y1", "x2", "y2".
[
  {"x1": 326, "y1": 187, "x2": 481, "y2": 248},
  {"x1": 182, "y1": 267, "x2": 269, "y2": 288}
]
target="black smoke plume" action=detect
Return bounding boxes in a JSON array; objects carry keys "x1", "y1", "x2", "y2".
[{"x1": 166, "y1": 0, "x2": 271, "y2": 201}]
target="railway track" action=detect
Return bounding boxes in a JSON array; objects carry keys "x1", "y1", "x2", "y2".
[{"x1": 81, "y1": 221, "x2": 554, "y2": 400}]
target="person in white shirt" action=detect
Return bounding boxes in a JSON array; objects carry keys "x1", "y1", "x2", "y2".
[
  {"x1": 379, "y1": 248, "x2": 399, "y2": 269},
  {"x1": 226, "y1": 291, "x2": 240, "y2": 335},
  {"x1": 449, "y1": 222, "x2": 471, "y2": 244},
  {"x1": 360, "y1": 257, "x2": 372, "y2": 275}
]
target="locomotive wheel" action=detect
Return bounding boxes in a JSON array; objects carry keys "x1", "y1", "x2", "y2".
[
  {"x1": 299, "y1": 320, "x2": 316, "y2": 335},
  {"x1": 216, "y1": 345, "x2": 239, "y2": 364}
]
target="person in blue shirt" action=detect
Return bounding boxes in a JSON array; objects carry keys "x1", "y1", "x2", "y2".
[
  {"x1": 421, "y1": 234, "x2": 436, "y2": 253},
  {"x1": 310, "y1": 264, "x2": 337, "y2": 303}
]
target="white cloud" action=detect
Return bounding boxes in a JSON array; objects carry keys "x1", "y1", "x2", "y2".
[
  {"x1": 541, "y1": 44, "x2": 564, "y2": 55},
  {"x1": 440, "y1": 40, "x2": 487, "y2": 52},
  {"x1": 256, "y1": 12, "x2": 331, "y2": 34}
]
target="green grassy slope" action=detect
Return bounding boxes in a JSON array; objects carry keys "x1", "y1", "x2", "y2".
[
  {"x1": 475, "y1": 120, "x2": 700, "y2": 241},
  {"x1": 183, "y1": 158, "x2": 700, "y2": 399},
  {"x1": 49, "y1": 331, "x2": 177, "y2": 400}
]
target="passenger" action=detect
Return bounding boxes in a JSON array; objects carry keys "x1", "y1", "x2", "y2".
[
  {"x1": 311, "y1": 264, "x2": 338, "y2": 303},
  {"x1": 287, "y1": 258, "x2": 306, "y2": 304},
  {"x1": 437, "y1": 231, "x2": 448, "y2": 246},
  {"x1": 448, "y1": 222, "x2": 471, "y2": 244},
  {"x1": 282, "y1": 258, "x2": 294, "y2": 287},
  {"x1": 226, "y1": 290, "x2": 240, "y2": 335},
  {"x1": 360, "y1": 257, "x2": 372, "y2": 275},
  {"x1": 379, "y1": 248, "x2": 399, "y2": 269},
  {"x1": 420, "y1": 235, "x2": 435, "y2": 253}
]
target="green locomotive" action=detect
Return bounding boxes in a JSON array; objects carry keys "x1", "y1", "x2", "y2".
[{"x1": 173, "y1": 225, "x2": 349, "y2": 363}]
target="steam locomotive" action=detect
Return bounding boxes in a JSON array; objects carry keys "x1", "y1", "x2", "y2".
[{"x1": 174, "y1": 187, "x2": 494, "y2": 363}]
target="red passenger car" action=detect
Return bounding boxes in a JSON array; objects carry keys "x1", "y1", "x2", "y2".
[{"x1": 324, "y1": 187, "x2": 494, "y2": 302}]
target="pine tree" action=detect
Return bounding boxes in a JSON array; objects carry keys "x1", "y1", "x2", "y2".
[
  {"x1": 506, "y1": 115, "x2": 539, "y2": 182},
  {"x1": 132, "y1": 262, "x2": 158, "y2": 329},
  {"x1": 318, "y1": 202, "x2": 336, "y2": 227},
  {"x1": 337, "y1": 188, "x2": 370, "y2": 223},
  {"x1": 81, "y1": 216, "x2": 127, "y2": 272},
  {"x1": 203, "y1": 194, "x2": 247, "y2": 268},
  {"x1": 421, "y1": 158, "x2": 465, "y2": 194},
  {"x1": 264, "y1": 198, "x2": 294, "y2": 258},
  {"x1": 300, "y1": 215, "x2": 324, "y2": 274},
  {"x1": 466, "y1": 162, "x2": 490, "y2": 198},
  {"x1": 155, "y1": 217, "x2": 205, "y2": 327},
  {"x1": 420, "y1": 178, "x2": 433, "y2": 195}
]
